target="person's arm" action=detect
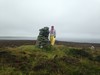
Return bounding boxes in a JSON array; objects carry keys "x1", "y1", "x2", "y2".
[{"x1": 54, "y1": 30, "x2": 56, "y2": 38}]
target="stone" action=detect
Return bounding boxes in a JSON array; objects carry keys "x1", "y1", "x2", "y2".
[{"x1": 36, "y1": 27, "x2": 49, "y2": 48}]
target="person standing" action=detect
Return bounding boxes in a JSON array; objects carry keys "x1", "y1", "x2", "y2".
[{"x1": 49, "y1": 26, "x2": 56, "y2": 46}]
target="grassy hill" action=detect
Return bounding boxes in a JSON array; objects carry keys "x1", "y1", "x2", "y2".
[{"x1": 0, "y1": 45, "x2": 100, "y2": 75}]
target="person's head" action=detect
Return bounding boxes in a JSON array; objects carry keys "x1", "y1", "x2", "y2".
[{"x1": 51, "y1": 26, "x2": 54, "y2": 30}]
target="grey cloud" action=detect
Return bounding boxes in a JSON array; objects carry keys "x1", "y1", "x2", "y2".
[{"x1": 0, "y1": 0, "x2": 100, "y2": 40}]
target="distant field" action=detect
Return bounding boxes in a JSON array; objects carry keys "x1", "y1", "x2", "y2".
[{"x1": 0, "y1": 40, "x2": 100, "y2": 50}]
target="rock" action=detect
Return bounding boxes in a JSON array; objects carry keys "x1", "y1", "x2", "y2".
[{"x1": 36, "y1": 27, "x2": 50, "y2": 48}]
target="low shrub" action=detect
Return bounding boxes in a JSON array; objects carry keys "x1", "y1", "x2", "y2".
[
  {"x1": 94, "y1": 55, "x2": 100, "y2": 62},
  {"x1": 67, "y1": 48, "x2": 92, "y2": 58}
]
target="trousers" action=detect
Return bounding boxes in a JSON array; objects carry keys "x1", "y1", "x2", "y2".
[{"x1": 50, "y1": 35, "x2": 55, "y2": 45}]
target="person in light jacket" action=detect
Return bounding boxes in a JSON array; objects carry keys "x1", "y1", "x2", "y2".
[{"x1": 49, "y1": 26, "x2": 56, "y2": 46}]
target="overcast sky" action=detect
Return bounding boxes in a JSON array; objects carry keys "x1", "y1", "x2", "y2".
[{"x1": 0, "y1": 0, "x2": 100, "y2": 40}]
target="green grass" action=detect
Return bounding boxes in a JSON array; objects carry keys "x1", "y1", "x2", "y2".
[{"x1": 0, "y1": 45, "x2": 100, "y2": 75}]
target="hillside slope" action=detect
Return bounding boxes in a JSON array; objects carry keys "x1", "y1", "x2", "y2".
[{"x1": 0, "y1": 45, "x2": 100, "y2": 75}]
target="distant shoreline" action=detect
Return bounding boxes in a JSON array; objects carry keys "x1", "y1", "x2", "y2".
[{"x1": 0, "y1": 37, "x2": 100, "y2": 44}]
